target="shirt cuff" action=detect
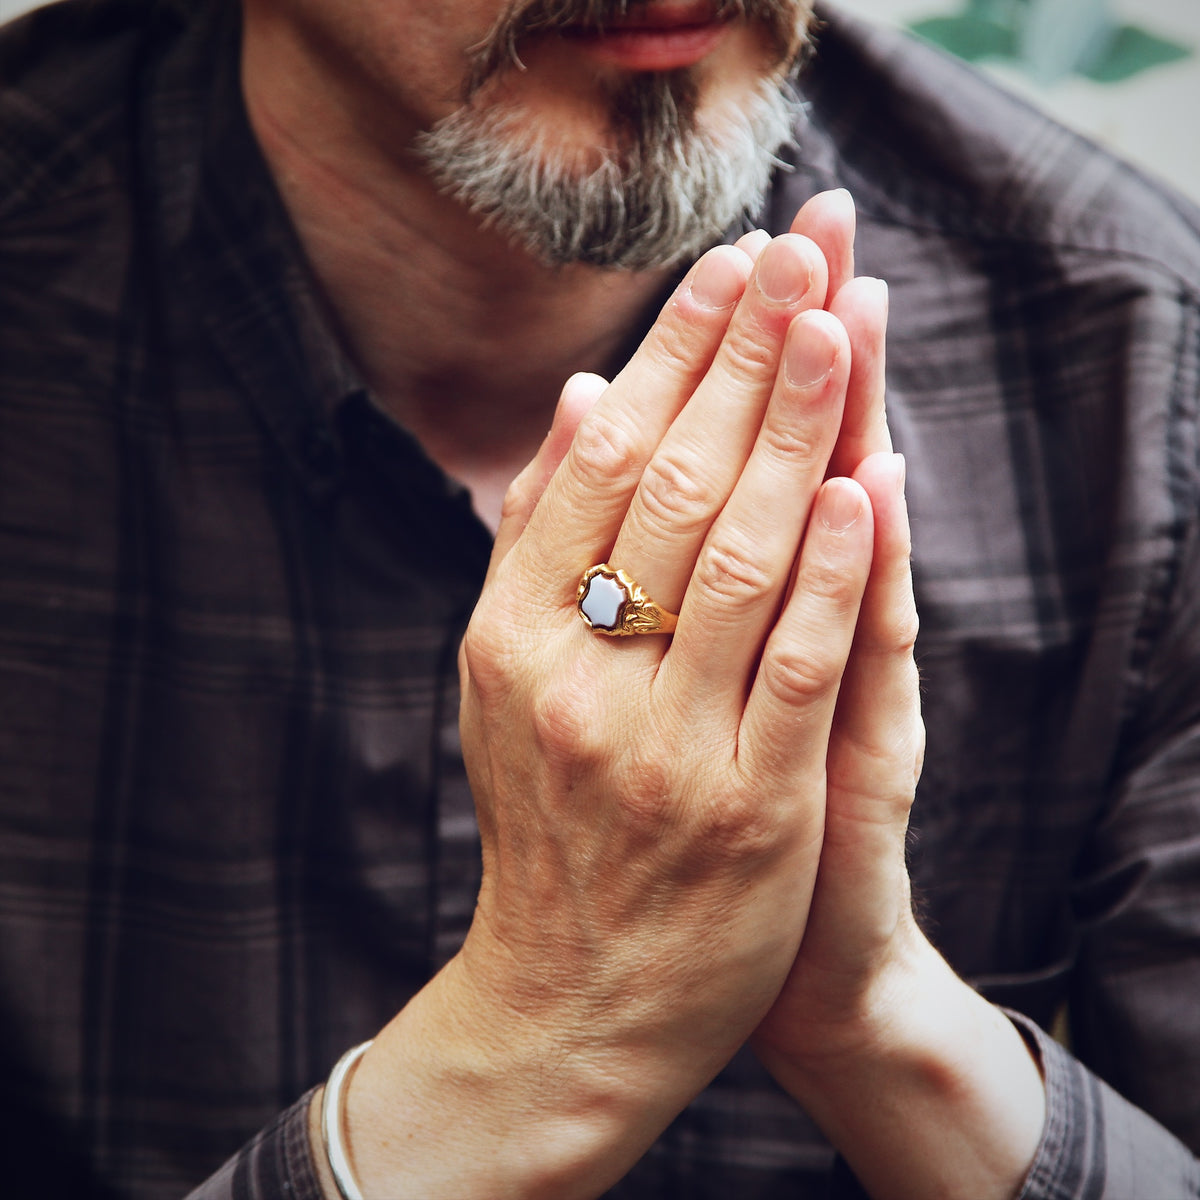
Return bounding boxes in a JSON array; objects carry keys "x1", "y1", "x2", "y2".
[
  {"x1": 184, "y1": 1087, "x2": 326, "y2": 1200},
  {"x1": 1007, "y1": 1009, "x2": 1200, "y2": 1200}
]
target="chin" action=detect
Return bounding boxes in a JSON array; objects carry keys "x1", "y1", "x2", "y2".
[{"x1": 415, "y1": 64, "x2": 801, "y2": 271}]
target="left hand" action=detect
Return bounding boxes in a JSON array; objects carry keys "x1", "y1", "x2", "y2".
[
  {"x1": 748, "y1": 201, "x2": 1045, "y2": 1200},
  {"x1": 750, "y1": 190, "x2": 926, "y2": 1064}
]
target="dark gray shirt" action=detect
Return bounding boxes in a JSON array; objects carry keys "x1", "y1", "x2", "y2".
[{"x1": 1, "y1": 1, "x2": 1198, "y2": 1197}]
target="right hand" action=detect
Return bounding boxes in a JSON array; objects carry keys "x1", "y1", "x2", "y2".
[{"x1": 343, "y1": 193, "x2": 896, "y2": 1199}]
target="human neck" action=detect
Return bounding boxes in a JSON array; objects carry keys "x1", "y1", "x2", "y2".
[{"x1": 240, "y1": 22, "x2": 676, "y2": 530}]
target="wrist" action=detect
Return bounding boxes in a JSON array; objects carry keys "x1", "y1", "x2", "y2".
[
  {"x1": 341, "y1": 954, "x2": 700, "y2": 1200},
  {"x1": 754, "y1": 904, "x2": 931, "y2": 1083},
  {"x1": 759, "y1": 934, "x2": 1045, "y2": 1200}
]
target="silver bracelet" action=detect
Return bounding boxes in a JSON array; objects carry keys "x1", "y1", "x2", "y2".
[{"x1": 321, "y1": 1039, "x2": 374, "y2": 1200}]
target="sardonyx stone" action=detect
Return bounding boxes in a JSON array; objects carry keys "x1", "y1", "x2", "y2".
[{"x1": 579, "y1": 571, "x2": 627, "y2": 630}]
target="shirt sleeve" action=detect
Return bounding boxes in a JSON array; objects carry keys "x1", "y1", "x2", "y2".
[
  {"x1": 184, "y1": 1089, "x2": 326, "y2": 1200},
  {"x1": 1011, "y1": 481, "x2": 1200, "y2": 1197},
  {"x1": 1012, "y1": 1014, "x2": 1200, "y2": 1200},
  {"x1": 824, "y1": 1008, "x2": 1200, "y2": 1200}
]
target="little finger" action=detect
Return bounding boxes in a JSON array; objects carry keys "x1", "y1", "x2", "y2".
[
  {"x1": 739, "y1": 477, "x2": 874, "y2": 785},
  {"x1": 795, "y1": 452, "x2": 921, "y2": 973},
  {"x1": 827, "y1": 451, "x2": 923, "y2": 822}
]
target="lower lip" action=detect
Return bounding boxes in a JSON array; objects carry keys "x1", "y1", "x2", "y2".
[{"x1": 562, "y1": 22, "x2": 730, "y2": 71}]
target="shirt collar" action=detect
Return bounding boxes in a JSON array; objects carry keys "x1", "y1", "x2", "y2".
[{"x1": 156, "y1": 0, "x2": 362, "y2": 501}]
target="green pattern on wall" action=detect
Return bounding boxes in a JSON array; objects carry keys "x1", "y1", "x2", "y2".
[{"x1": 910, "y1": 0, "x2": 1192, "y2": 82}]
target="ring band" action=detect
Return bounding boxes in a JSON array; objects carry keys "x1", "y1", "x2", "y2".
[{"x1": 577, "y1": 563, "x2": 679, "y2": 636}]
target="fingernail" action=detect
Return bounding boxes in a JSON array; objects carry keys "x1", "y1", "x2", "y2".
[
  {"x1": 828, "y1": 187, "x2": 855, "y2": 217},
  {"x1": 784, "y1": 311, "x2": 838, "y2": 388},
  {"x1": 688, "y1": 248, "x2": 745, "y2": 310},
  {"x1": 736, "y1": 228, "x2": 771, "y2": 259},
  {"x1": 820, "y1": 480, "x2": 863, "y2": 532},
  {"x1": 892, "y1": 452, "x2": 906, "y2": 493},
  {"x1": 755, "y1": 236, "x2": 814, "y2": 304},
  {"x1": 861, "y1": 275, "x2": 889, "y2": 314}
]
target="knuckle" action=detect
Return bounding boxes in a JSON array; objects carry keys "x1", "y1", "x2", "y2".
[
  {"x1": 757, "y1": 411, "x2": 823, "y2": 468},
  {"x1": 694, "y1": 536, "x2": 775, "y2": 612},
  {"x1": 569, "y1": 409, "x2": 643, "y2": 492},
  {"x1": 529, "y1": 664, "x2": 604, "y2": 764},
  {"x1": 828, "y1": 709, "x2": 926, "y2": 815},
  {"x1": 891, "y1": 605, "x2": 921, "y2": 657},
  {"x1": 695, "y1": 790, "x2": 777, "y2": 862},
  {"x1": 716, "y1": 323, "x2": 776, "y2": 383},
  {"x1": 636, "y1": 450, "x2": 716, "y2": 537},
  {"x1": 863, "y1": 602, "x2": 920, "y2": 662},
  {"x1": 829, "y1": 769, "x2": 917, "y2": 828},
  {"x1": 613, "y1": 733, "x2": 781, "y2": 862},
  {"x1": 614, "y1": 745, "x2": 676, "y2": 826},
  {"x1": 760, "y1": 642, "x2": 840, "y2": 708},
  {"x1": 499, "y1": 469, "x2": 536, "y2": 526},
  {"x1": 461, "y1": 616, "x2": 514, "y2": 704},
  {"x1": 643, "y1": 309, "x2": 713, "y2": 387},
  {"x1": 802, "y1": 554, "x2": 861, "y2": 612}
]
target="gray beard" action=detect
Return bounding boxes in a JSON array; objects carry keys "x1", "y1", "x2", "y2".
[{"x1": 413, "y1": 73, "x2": 802, "y2": 271}]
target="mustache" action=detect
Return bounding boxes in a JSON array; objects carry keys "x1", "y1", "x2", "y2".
[{"x1": 464, "y1": 0, "x2": 814, "y2": 98}]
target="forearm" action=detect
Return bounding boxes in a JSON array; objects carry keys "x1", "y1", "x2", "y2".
[
  {"x1": 760, "y1": 933, "x2": 1045, "y2": 1200},
  {"x1": 322, "y1": 955, "x2": 718, "y2": 1200}
]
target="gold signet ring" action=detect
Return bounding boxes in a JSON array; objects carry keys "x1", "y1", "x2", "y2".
[{"x1": 577, "y1": 563, "x2": 679, "y2": 636}]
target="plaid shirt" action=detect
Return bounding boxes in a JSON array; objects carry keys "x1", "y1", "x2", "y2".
[{"x1": 2, "y1": 1, "x2": 1199, "y2": 1197}]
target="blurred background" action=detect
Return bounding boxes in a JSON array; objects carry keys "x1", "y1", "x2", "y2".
[
  {"x1": 1, "y1": 0, "x2": 1197, "y2": 199},
  {"x1": 831, "y1": 0, "x2": 1199, "y2": 200}
]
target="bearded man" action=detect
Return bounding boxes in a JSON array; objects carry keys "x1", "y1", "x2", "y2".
[{"x1": 1, "y1": 0, "x2": 1198, "y2": 1198}]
